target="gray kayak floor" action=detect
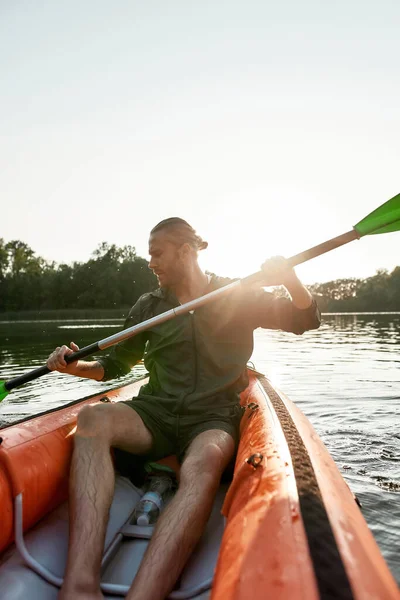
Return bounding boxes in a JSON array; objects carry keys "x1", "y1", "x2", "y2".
[{"x1": 0, "y1": 475, "x2": 228, "y2": 600}]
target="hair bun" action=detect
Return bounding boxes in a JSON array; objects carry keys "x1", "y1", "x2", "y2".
[{"x1": 151, "y1": 218, "x2": 208, "y2": 252}]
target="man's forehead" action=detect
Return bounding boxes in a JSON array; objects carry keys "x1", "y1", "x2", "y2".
[{"x1": 148, "y1": 231, "x2": 171, "y2": 252}]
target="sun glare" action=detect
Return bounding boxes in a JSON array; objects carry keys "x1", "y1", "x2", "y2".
[{"x1": 197, "y1": 185, "x2": 331, "y2": 284}]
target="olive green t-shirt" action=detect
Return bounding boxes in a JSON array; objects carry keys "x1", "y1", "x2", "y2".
[{"x1": 97, "y1": 275, "x2": 320, "y2": 412}]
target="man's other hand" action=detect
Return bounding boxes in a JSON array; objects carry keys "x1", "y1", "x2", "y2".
[{"x1": 260, "y1": 256, "x2": 295, "y2": 287}]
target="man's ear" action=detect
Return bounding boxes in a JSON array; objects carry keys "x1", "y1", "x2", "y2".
[{"x1": 180, "y1": 242, "x2": 192, "y2": 259}]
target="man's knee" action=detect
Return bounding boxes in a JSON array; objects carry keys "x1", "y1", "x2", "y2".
[
  {"x1": 180, "y1": 442, "x2": 231, "y2": 489},
  {"x1": 76, "y1": 404, "x2": 113, "y2": 441}
]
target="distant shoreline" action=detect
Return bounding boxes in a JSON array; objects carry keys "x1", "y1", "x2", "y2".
[
  {"x1": 0, "y1": 309, "x2": 399, "y2": 322},
  {"x1": 0, "y1": 308, "x2": 129, "y2": 321},
  {"x1": 322, "y1": 311, "x2": 400, "y2": 316}
]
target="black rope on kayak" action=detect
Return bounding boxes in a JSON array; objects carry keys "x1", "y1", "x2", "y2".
[{"x1": 258, "y1": 375, "x2": 355, "y2": 600}]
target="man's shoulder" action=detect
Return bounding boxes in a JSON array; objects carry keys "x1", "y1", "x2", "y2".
[
  {"x1": 139, "y1": 288, "x2": 164, "y2": 302},
  {"x1": 126, "y1": 288, "x2": 163, "y2": 319},
  {"x1": 209, "y1": 273, "x2": 237, "y2": 289}
]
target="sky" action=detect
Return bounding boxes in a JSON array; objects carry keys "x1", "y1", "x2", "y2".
[{"x1": 1, "y1": 0, "x2": 399, "y2": 284}]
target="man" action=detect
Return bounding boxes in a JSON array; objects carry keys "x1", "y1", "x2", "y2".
[{"x1": 48, "y1": 217, "x2": 320, "y2": 600}]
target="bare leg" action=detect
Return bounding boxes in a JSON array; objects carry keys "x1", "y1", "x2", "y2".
[
  {"x1": 59, "y1": 403, "x2": 153, "y2": 600},
  {"x1": 126, "y1": 429, "x2": 234, "y2": 600}
]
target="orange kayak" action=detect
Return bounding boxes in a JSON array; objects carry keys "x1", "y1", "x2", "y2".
[{"x1": 0, "y1": 369, "x2": 398, "y2": 599}]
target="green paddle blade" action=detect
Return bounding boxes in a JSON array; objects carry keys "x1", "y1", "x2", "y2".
[
  {"x1": 354, "y1": 193, "x2": 400, "y2": 237},
  {"x1": 0, "y1": 380, "x2": 9, "y2": 403}
]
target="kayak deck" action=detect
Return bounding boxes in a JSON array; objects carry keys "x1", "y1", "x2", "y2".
[{"x1": 0, "y1": 473, "x2": 227, "y2": 599}]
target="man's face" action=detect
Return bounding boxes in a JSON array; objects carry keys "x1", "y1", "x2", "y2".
[{"x1": 148, "y1": 231, "x2": 186, "y2": 288}]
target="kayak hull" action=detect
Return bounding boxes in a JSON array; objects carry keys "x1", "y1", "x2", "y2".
[{"x1": 0, "y1": 370, "x2": 398, "y2": 599}]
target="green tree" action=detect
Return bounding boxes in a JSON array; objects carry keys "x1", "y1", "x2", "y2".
[
  {"x1": 5, "y1": 240, "x2": 45, "y2": 277},
  {"x1": 0, "y1": 239, "x2": 8, "y2": 280},
  {"x1": 1, "y1": 238, "x2": 398, "y2": 314}
]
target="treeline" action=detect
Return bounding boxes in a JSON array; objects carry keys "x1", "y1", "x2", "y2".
[
  {"x1": 309, "y1": 268, "x2": 400, "y2": 312},
  {"x1": 0, "y1": 240, "x2": 157, "y2": 312},
  {"x1": 0, "y1": 239, "x2": 399, "y2": 313}
]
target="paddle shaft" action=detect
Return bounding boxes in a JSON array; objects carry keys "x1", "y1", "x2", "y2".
[
  {"x1": 2, "y1": 228, "x2": 360, "y2": 395},
  {"x1": 241, "y1": 228, "x2": 358, "y2": 285}
]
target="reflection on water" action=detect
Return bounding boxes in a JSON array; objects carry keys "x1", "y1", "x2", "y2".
[
  {"x1": 0, "y1": 318, "x2": 132, "y2": 419},
  {"x1": 0, "y1": 313, "x2": 399, "y2": 582}
]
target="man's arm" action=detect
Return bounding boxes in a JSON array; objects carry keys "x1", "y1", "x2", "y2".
[
  {"x1": 252, "y1": 256, "x2": 320, "y2": 334},
  {"x1": 47, "y1": 342, "x2": 105, "y2": 380},
  {"x1": 281, "y1": 273, "x2": 313, "y2": 309},
  {"x1": 260, "y1": 256, "x2": 313, "y2": 307},
  {"x1": 47, "y1": 300, "x2": 147, "y2": 381}
]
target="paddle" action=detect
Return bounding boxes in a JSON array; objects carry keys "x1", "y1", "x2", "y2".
[{"x1": 1, "y1": 192, "x2": 399, "y2": 403}]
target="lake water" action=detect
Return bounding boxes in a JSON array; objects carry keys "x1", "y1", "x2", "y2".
[{"x1": 0, "y1": 313, "x2": 399, "y2": 583}]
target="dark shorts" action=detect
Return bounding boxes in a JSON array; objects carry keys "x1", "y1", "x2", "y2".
[{"x1": 116, "y1": 395, "x2": 245, "y2": 465}]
